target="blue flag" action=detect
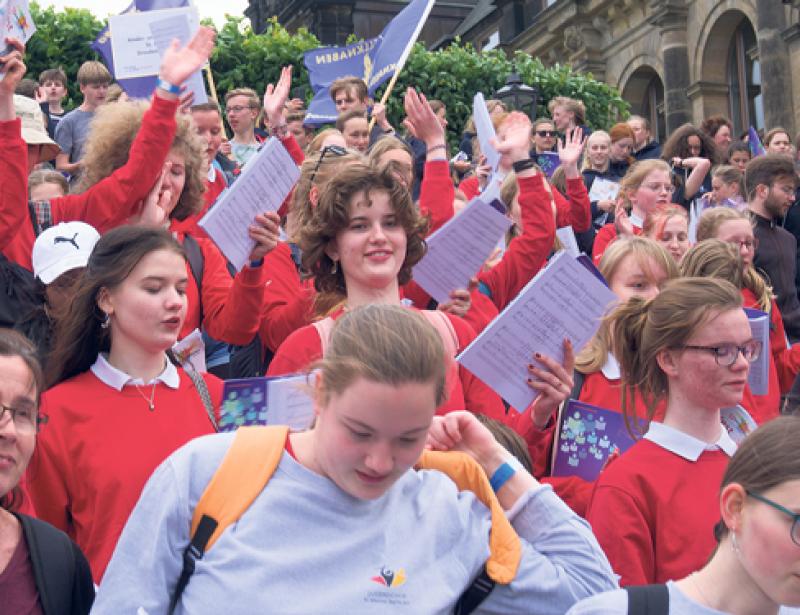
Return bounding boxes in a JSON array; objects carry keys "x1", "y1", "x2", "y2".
[
  {"x1": 91, "y1": 0, "x2": 189, "y2": 99},
  {"x1": 303, "y1": 0, "x2": 435, "y2": 125}
]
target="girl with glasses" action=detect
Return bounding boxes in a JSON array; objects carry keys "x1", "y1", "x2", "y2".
[
  {"x1": 592, "y1": 159, "x2": 676, "y2": 263},
  {"x1": 0, "y1": 329, "x2": 95, "y2": 614},
  {"x1": 681, "y1": 236, "x2": 800, "y2": 426},
  {"x1": 28, "y1": 227, "x2": 224, "y2": 583},
  {"x1": 585, "y1": 277, "x2": 757, "y2": 586},
  {"x1": 570, "y1": 415, "x2": 800, "y2": 614}
]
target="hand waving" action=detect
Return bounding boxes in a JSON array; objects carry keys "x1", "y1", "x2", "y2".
[
  {"x1": 491, "y1": 112, "x2": 532, "y2": 164},
  {"x1": 557, "y1": 127, "x2": 586, "y2": 169},
  {"x1": 263, "y1": 66, "x2": 292, "y2": 128},
  {"x1": 158, "y1": 26, "x2": 216, "y2": 89},
  {"x1": 403, "y1": 88, "x2": 445, "y2": 147}
]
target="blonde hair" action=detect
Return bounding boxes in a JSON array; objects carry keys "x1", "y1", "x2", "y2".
[
  {"x1": 547, "y1": 96, "x2": 586, "y2": 126},
  {"x1": 315, "y1": 304, "x2": 447, "y2": 407},
  {"x1": 695, "y1": 207, "x2": 772, "y2": 310},
  {"x1": 581, "y1": 130, "x2": 610, "y2": 173},
  {"x1": 224, "y1": 87, "x2": 260, "y2": 109},
  {"x1": 367, "y1": 137, "x2": 414, "y2": 166},
  {"x1": 307, "y1": 129, "x2": 342, "y2": 154},
  {"x1": 75, "y1": 100, "x2": 206, "y2": 221},
  {"x1": 76, "y1": 60, "x2": 111, "y2": 86},
  {"x1": 28, "y1": 169, "x2": 68, "y2": 199},
  {"x1": 680, "y1": 240, "x2": 744, "y2": 289},
  {"x1": 619, "y1": 159, "x2": 672, "y2": 210},
  {"x1": 499, "y1": 170, "x2": 558, "y2": 247},
  {"x1": 609, "y1": 277, "x2": 742, "y2": 433},
  {"x1": 576, "y1": 237, "x2": 678, "y2": 373}
]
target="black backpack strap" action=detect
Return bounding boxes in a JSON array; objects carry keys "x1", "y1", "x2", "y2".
[
  {"x1": 182, "y1": 234, "x2": 205, "y2": 324},
  {"x1": 454, "y1": 566, "x2": 495, "y2": 615},
  {"x1": 18, "y1": 513, "x2": 95, "y2": 615},
  {"x1": 168, "y1": 514, "x2": 218, "y2": 615},
  {"x1": 570, "y1": 370, "x2": 586, "y2": 402},
  {"x1": 625, "y1": 584, "x2": 670, "y2": 615}
]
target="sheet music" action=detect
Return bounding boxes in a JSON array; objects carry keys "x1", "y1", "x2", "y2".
[
  {"x1": 556, "y1": 226, "x2": 580, "y2": 257},
  {"x1": 458, "y1": 251, "x2": 617, "y2": 411},
  {"x1": 199, "y1": 138, "x2": 300, "y2": 271},
  {"x1": 413, "y1": 198, "x2": 512, "y2": 304},
  {"x1": 744, "y1": 307, "x2": 770, "y2": 396}
]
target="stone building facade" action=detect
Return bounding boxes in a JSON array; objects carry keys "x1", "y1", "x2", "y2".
[{"x1": 459, "y1": 0, "x2": 800, "y2": 142}]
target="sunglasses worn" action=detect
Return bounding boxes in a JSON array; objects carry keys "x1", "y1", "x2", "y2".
[
  {"x1": 309, "y1": 145, "x2": 348, "y2": 185},
  {"x1": 536, "y1": 130, "x2": 559, "y2": 138},
  {"x1": 747, "y1": 490, "x2": 800, "y2": 547}
]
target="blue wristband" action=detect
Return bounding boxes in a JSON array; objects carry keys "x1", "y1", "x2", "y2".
[
  {"x1": 156, "y1": 78, "x2": 181, "y2": 95},
  {"x1": 249, "y1": 258, "x2": 264, "y2": 268},
  {"x1": 489, "y1": 458, "x2": 522, "y2": 492}
]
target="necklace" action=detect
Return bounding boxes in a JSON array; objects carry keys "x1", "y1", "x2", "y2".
[
  {"x1": 689, "y1": 572, "x2": 713, "y2": 607},
  {"x1": 133, "y1": 383, "x2": 157, "y2": 411}
]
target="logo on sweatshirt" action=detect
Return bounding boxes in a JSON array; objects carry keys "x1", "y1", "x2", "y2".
[{"x1": 371, "y1": 566, "x2": 406, "y2": 588}]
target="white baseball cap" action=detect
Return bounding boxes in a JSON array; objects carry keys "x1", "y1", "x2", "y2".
[{"x1": 32, "y1": 222, "x2": 100, "y2": 284}]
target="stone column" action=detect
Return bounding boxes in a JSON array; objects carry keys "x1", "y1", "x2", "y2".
[
  {"x1": 648, "y1": 0, "x2": 692, "y2": 132},
  {"x1": 757, "y1": 3, "x2": 795, "y2": 132}
]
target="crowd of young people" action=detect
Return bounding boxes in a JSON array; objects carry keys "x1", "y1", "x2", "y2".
[{"x1": 1, "y1": 25, "x2": 800, "y2": 615}]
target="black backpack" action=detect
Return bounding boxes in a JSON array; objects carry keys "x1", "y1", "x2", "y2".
[
  {"x1": 625, "y1": 584, "x2": 669, "y2": 615},
  {"x1": 183, "y1": 235, "x2": 269, "y2": 378},
  {"x1": 0, "y1": 254, "x2": 41, "y2": 330}
]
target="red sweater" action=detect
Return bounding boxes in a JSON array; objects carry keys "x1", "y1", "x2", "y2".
[
  {"x1": 173, "y1": 231, "x2": 268, "y2": 344},
  {"x1": 28, "y1": 368, "x2": 222, "y2": 581},
  {"x1": 585, "y1": 439, "x2": 730, "y2": 586},
  {"x1": 417, "y1": 160, "x2": 454, "y2": 234},
  {"x1": 459, "y1": 175, "x2": 591, "y2": 233},
  {"x1": 592, "y1": 223, "x2": 643, "y2": 264},
  {"x1": 2, "y1": 94, "x2": 179, "y2": 269}
]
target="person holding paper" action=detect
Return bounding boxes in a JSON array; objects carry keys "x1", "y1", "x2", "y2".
[
  {"x1": 1, "y1": 27, "x2": 217, "y2": 270},
  {"x1": 29, "y1": 226, "x2": 224, "y2": 583},
  {"x1": 586, "y1": 277, "x2": 757, "y2": 586},
  {"x1": 592, "y1": 159, "x2": 676, "y2": 263},
  {"x1": 570, "y1": 415, "x2": 800, "y2": 615},
  {"x1": 92, "y1": 305, "x2": 617, "y2": 613},
  {"x1": 578, "y1": 130, "x2": 618, "y2": 253}
]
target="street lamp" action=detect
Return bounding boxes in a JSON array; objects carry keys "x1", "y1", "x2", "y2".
[{"x1": 493, "y1": 69, "x2": 539, "y2": 119}]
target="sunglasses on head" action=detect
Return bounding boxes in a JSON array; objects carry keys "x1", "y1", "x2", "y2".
[{"x1": 309, "y1": 145, "x2": 348, "y2": 185}]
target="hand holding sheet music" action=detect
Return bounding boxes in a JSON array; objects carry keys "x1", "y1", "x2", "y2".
[
  {"x1": 412, "y1": 198, "x2": 512, "y2": 304},
  {"x1": 458, "y1": 251, "x2": 617, "y2": 411},
  {"x1": 199, "y1": 138, "x2": 300, "y2": 271}
]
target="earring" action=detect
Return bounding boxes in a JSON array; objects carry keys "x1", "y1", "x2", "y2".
[
  {"x1": 331, "y1": 260, "x2": 338, "y2": 275},
  {"x1": 100, "y1": 312, "x2": 110, "y2": 329},
  {"x1": 731, "y1": 531, "x2": 741, "y2": 554}
]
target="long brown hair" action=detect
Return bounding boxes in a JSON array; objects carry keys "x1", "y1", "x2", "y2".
[{"x1": 46, "y1": 226, "x2": 185, "y2": 387}]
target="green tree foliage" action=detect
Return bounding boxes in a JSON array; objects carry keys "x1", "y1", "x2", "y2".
[{"x1": 25, "y1": 2, "x2": 104, "y2": 108}]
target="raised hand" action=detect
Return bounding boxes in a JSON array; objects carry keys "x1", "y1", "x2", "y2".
[
  {"x1": 557, "y1": 127, "x2": 586, "y2": 172},
  {"x1": 425, "y1": 411, "x2": 503, "y2": 467},
  {"x1": 526, "y1": 338, "x2": 575, "y2": 428},
  {"x1": 491, "y1": 112, "x2": 532, "y2": 164},
  {"x1": 614, "y1": 200, "x2": 635, "y2": 237},
  {"x1": 0, "y1": 38, "x2": 27, "y2": 112},
  {"x1": 158, "y1": 26, "x2": 216, "y2": 90},
  {"x1": 403, "y1": 87, "x2": 445, "y2": 147},
  {"x1": 371, "y1": 102, "x2": 392, "y2": 131},
  {"x1": 263, "y1": 66, "x2": 292, "y2": 129},
  {"x1": 248, "y1": 211, "x2": 282, "y2": 261}
]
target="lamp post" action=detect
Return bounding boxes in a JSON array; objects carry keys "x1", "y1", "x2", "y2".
[{"x1": 493, "y1": 69, "x2": 539, "y2": 119}]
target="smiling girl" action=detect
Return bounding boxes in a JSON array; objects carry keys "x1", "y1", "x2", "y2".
[{"x1": 28, "y1": 226, "x2": 223, "y2": 582}]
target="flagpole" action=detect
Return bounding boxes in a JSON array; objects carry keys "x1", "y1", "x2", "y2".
[
  {"x1": 368, "y1": 0, "x2": 436, "y2": 132},
  {"x1": 205, "y1": 64, "x2": 219, "y2": 102}
]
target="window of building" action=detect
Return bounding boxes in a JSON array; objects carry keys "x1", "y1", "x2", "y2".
[{"x1": 728, "y1": 19, "x2": 764, "y2": 134}]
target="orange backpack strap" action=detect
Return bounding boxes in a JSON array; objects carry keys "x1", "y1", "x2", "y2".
[
  {"x1": 312, "y1": 316, "x2": 336, "y2": 356},
  {"x1": 170, "y1": 426, "x2": 289, "y2": 614},
  {"x1": 416, "y1": 449, "x2": 522, "y2": 584}
]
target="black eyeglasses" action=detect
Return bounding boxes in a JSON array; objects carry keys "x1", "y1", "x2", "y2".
[
  {"x1": 536, "y1": 130, "x2": 559, "y2": 138},
  {"x1": 309, "y1": 145, "x2": 348, "y2": 185},
  {"x1": 747, "y1": 490, "x2": 800, "y2": 547},
  {"x1": 680, "y1": 340, "x2": 762, "y2": 367},
  {"x1": 0, "y1": 403, "x2": 41, "y2": 434}
]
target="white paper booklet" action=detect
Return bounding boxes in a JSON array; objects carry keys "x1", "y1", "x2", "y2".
[
  {"x1": 412, "y1": 198, "x2": 512, "y2": 304},
  {"x1": 555, "y1": 225, "x2": 581, "y2": 257},
  {"x1": 744, "y1": 307, "x2": 770, "y2": 396},
  {"x1": 588, "y1": 177, "x2": 620, "y2": 203},
  {"x1": 199, "y1": 138, "x2": 300, "y2": 271},
  {"x1": 457, "y1": 251, "x2": 617, "y2": 411}
]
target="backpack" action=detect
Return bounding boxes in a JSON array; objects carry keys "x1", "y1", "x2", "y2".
[
  {"x1": 17, "y1": 513, "x2": 95, "y2": 615},
  {"x1": 168, "y1": 425, "x2": 522, "y2": 615},
  {"x1": 624, "y1": 584, "x2": 669, "y2": 615},
  {"x1": 0, "y1": 253, "x2": 41, "y2": 330},
  {"x1": 183, "y1": 234, "x2": 268, "y2": 378}
]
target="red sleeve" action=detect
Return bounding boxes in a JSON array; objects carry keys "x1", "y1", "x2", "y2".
[
  {"x1": 50, "y1": 94, "x2": 179, "y2": 231},
  {"x1": 564, "y1": 176, "x2": 591, "y2": 233},
  {"x1": 196, "y1": 237, "x2": 268, "y2": 345},
  {"x1": 276, "y1": 134, "x2": 304, "y2": 218},
  {"x1": 459, "y1": 176, "x2": 479, "y2": 201},
  {"x1": 462, "y1": 288, "x2": 498, "y2": 334},
  {"x1": 477, "y1": 173, "x2": 555, "y2": 311},
  {"x1": 418, "y1": 160, "x2": 454, "y2": 235},
  {"x1": 0, "y1": 118, "x2": 27, "y2": 252},
  {"x1": 448, "y1": 314, "x2": 506, "y2": 420},
  {"x1": 770, "y1": 302, "x2": 800, "y2": 391},
  {"x1": 401, "y1": 279, "x2": 433, "y2": 309},
  {"x1": 266, "y1": 324, "x2": 322, "y2": 376},
  {"x1": 586, "y1": 480, "x2": 654, "y2": 586},
  {"x1": 592, "y1": 224, "x2": 618, "y2": 264}
]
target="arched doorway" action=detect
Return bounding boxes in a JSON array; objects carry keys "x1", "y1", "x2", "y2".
[{"x1": 622, "y1": 66, "x2": 666, "y2": 144}]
